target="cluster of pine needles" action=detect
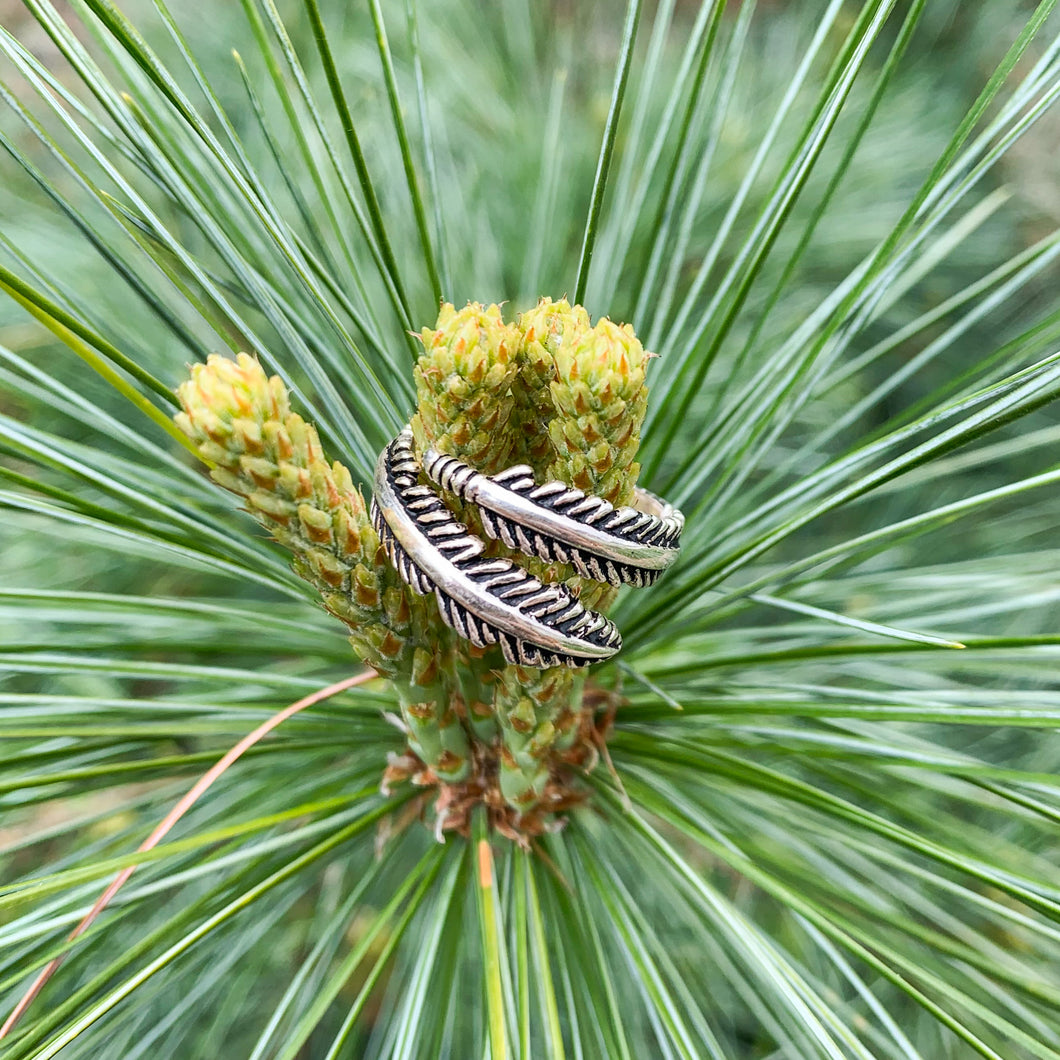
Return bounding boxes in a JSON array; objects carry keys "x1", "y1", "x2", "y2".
[{"x1": 2, "y1": 0, "x2": 1060, "y2": 1057}]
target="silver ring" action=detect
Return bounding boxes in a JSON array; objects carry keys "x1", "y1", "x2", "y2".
[
  {"x1": 371, "y1": 428, "x2": 622, "y2": 668},
  {"x1": 422, "y1": 448, "x2": 683, "y2": 587}
]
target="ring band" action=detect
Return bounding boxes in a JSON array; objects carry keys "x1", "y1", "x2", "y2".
[
  {"x1": 422, "y1": 447, "x2": 683, "y2": 587},
  {"x1": 372, "y1": 429, "x2": 622, "y2": 668}
]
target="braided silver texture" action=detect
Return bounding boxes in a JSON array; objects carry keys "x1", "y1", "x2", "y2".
[
  {"x1": 371, "y1": 428, "x2": 622, "y2": 668},
  {"x1": 422, "y1": 447, "x2": 683, "y2": 587}
]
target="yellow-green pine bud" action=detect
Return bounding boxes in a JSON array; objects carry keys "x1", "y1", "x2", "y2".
[
  {"x1": 411, "y1": 302, "x2": 522, "y2": 473},
  {"x1": 176, "y1": 353, "x2": 471, "y2": 783},
  {"x1": 546, "y1": 316, "x2": 648, "y2": 505},
  {"x1": 491, "y1": 307, "x2": 651, "y2": 809},
  {"x1": 176, "y1": 354, "x2": 408, "y2": 671},
  {"x1": 494, "y1": 665, "x2": 573, "y2": 809},
  {"x1": 547, "y1": 316, "x2": 650, "y2": 612},
  {"x1": 410, "y1": 302, "x2": 527, "y2": 704},
  {"x1": 454, "y1": 645, "x2": 500, "y2": 742},
  {"x1": 392, "y1": 645, "x2": 470, "y2": 783},
  {"x1": 512, "y1": 297, "x2": 591, "y2": 469}
]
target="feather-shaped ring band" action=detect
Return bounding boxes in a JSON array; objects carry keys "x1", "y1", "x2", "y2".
[
  {"x1": 372, "y1": 429, "x2": 622, "y2": 667},
  {"x1": 371, "y1": 426, "x2": 683, "y2": 667},
  {"x1": 422, "y1": 447, "x2": 683, "y2": 587}
]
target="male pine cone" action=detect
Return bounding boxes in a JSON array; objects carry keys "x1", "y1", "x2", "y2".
[
  {"x1": 175, "y1": 299, "x2": 651, "y2": 825},
  {"x1": 175, "y1": 353, "x2": 472, "y2": 783}
]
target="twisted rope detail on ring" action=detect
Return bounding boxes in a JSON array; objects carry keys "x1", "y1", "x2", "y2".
[
  {"x1": 372, "y1": 428, "x2": 622, "y2": 668},
  {"x1": 423, "y1": 447, "x2": 683, "y2": 587}
]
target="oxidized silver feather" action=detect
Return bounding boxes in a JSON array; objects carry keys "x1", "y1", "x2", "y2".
[
  {"x1": 422, "y1": 447, "x2": 683, "y2": 587},
  {"x1": 372, "y1": 429, "x2": 622, "y2": 668}
]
